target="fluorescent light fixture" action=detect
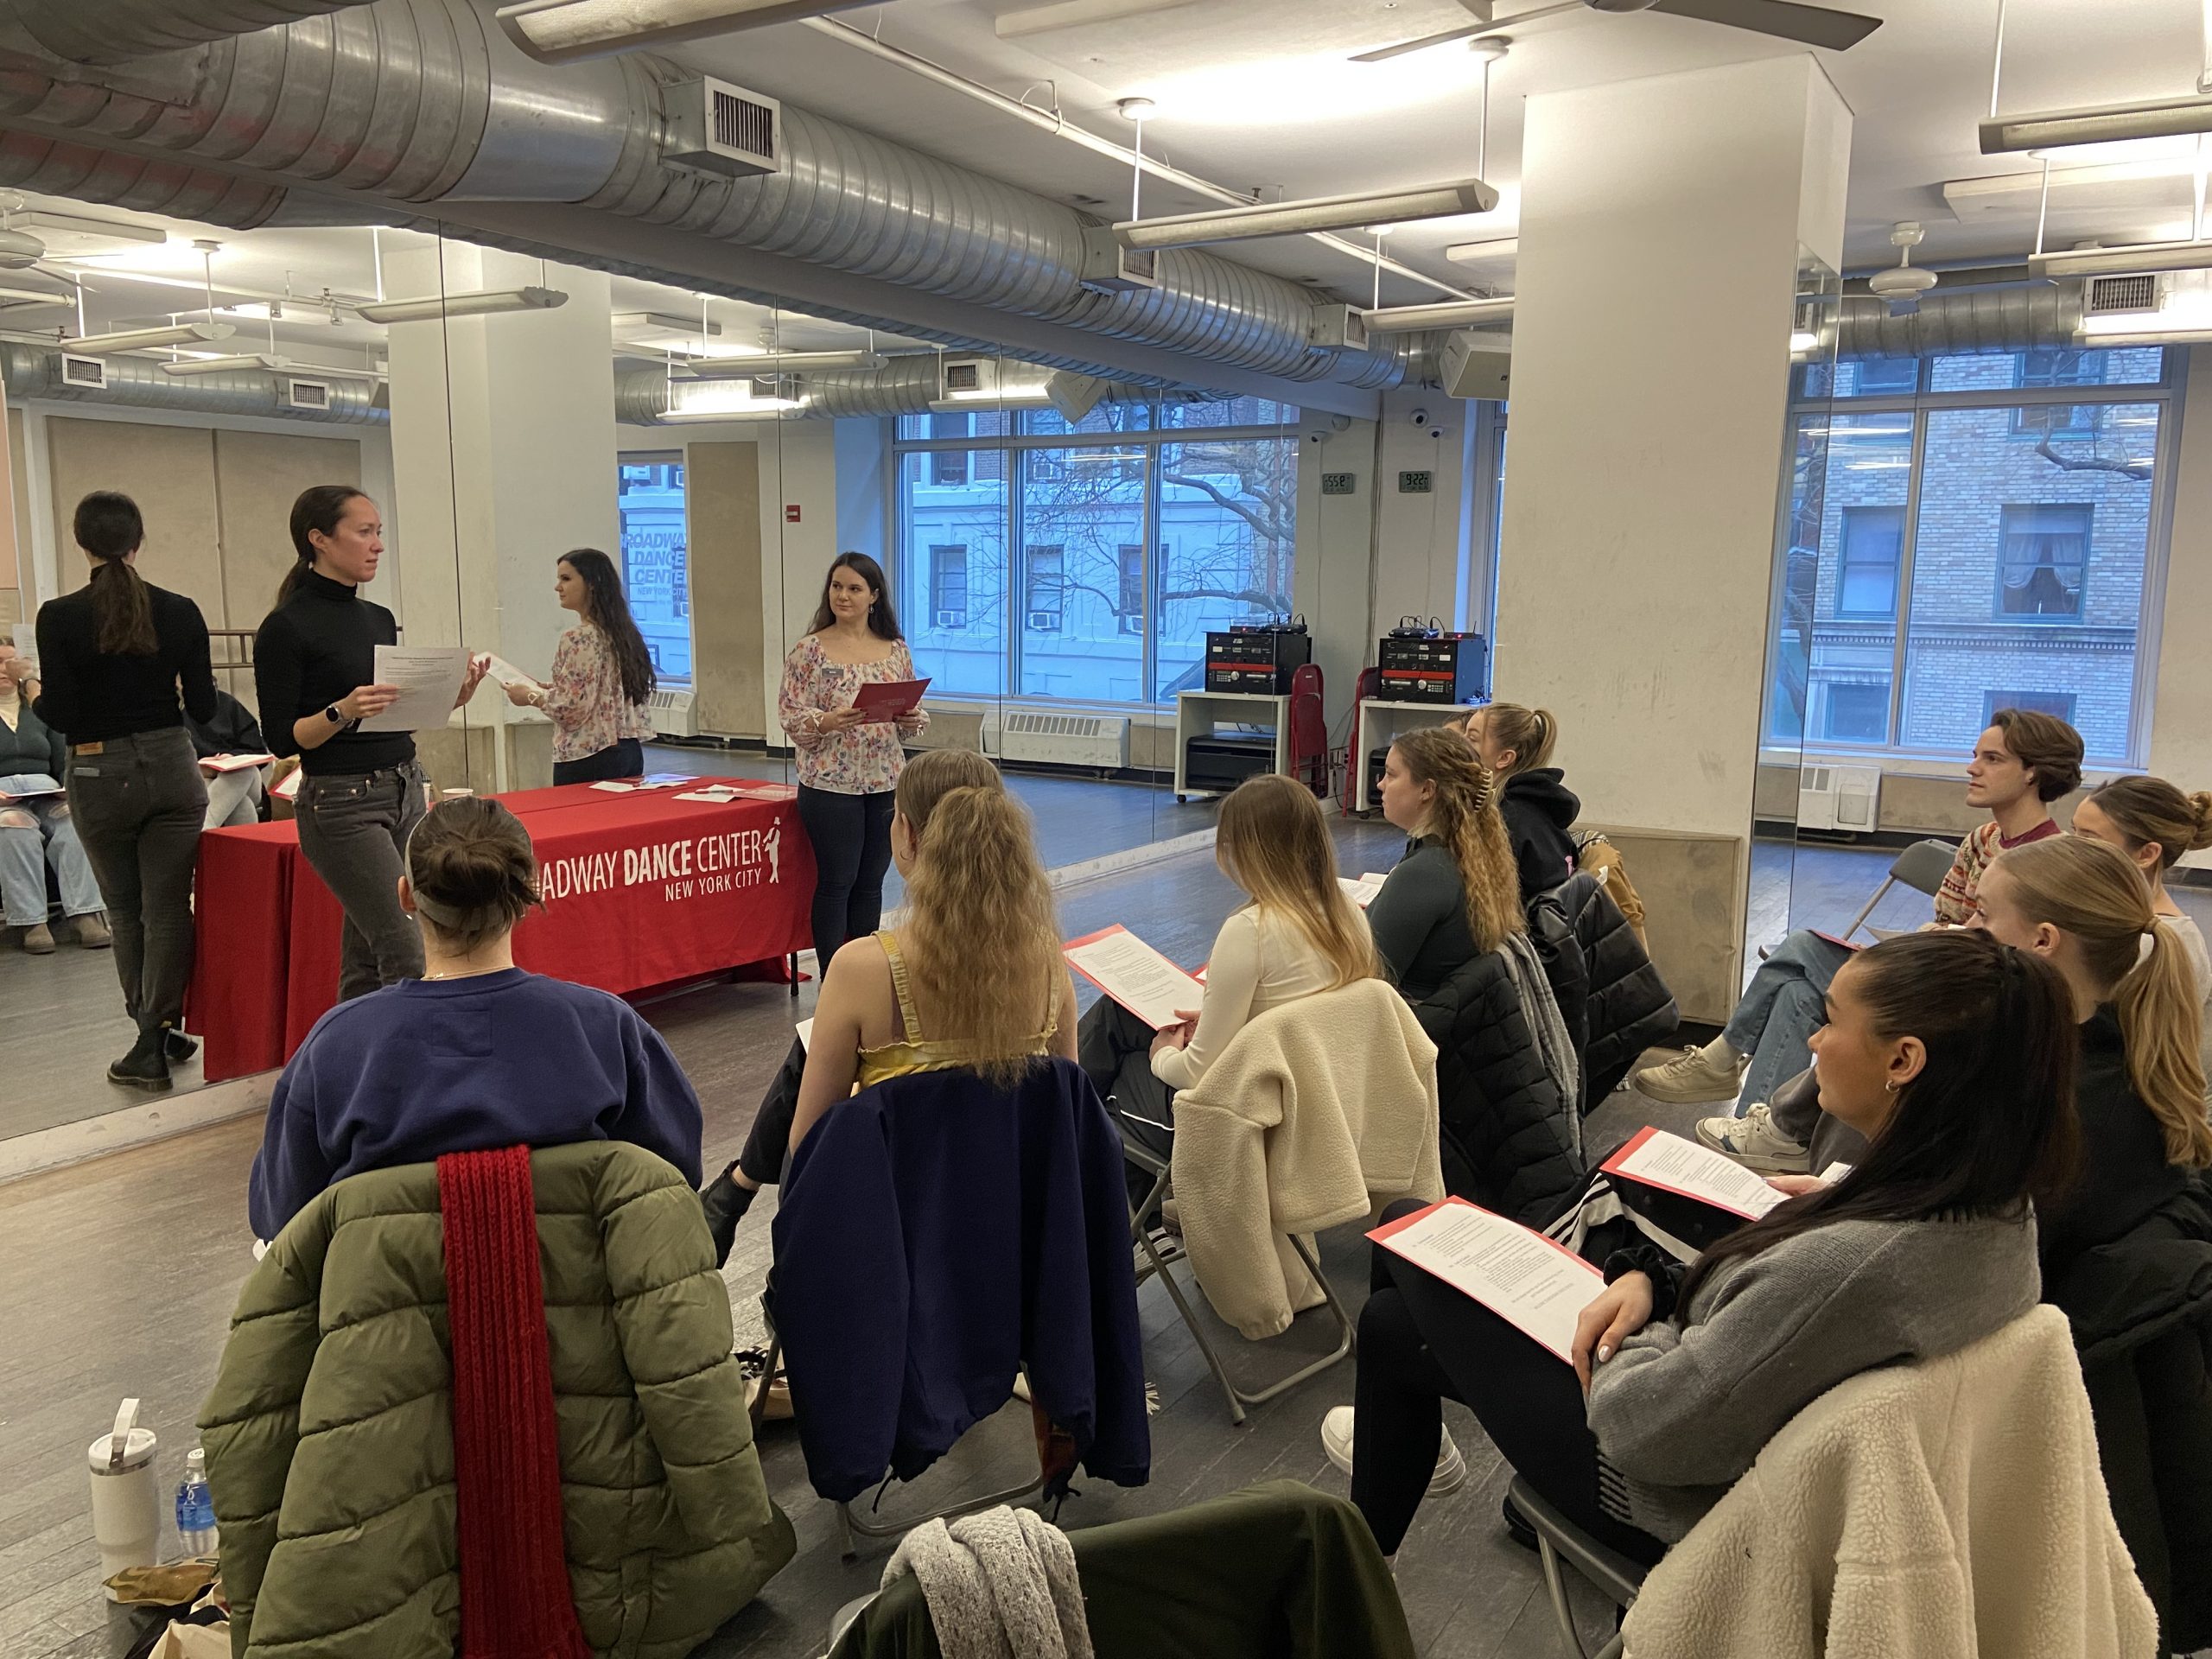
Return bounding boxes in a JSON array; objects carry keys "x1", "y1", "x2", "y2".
[
  {"x1": 1445, "y1": 237, "x2": 1517, "y2": 265},
  {"x1": 354, "y1": 286, "x2": 567, "y2": 324},
  {"x1": 0, "y1": 285, "x2": 73, "y2": 308},
  {"x1": 676, "y1": 350, "x2": 888, "y2": 375},
  {"x1": 15, "y1": 211, "x2": 166, "y2": 253},
  {"x1": 2029, "y1": 242, "x2": 2212, "y2": 280},
  {"x1": 159, "y1": 353, "x2": 281, "y2": 376},
  {"x1": 1361, "y1": 296, "x2": 1514, "y2": 334},
  {"x1": 64, "y1": 321, "x2": 236, "y2": 355},
  {"x1": 938, "y1": 387, "x2": 1052, "y2": 407},
  {"x1": 160, "y1": 353, "x2": 388, "y2": 379},
  {"x1": 1789, "y1": 331, "x2": 1821, "y2": 353},
  {"x1": 996, "y1": 0, "x2": 1201, "y2": 38},
  {"x1": 1982, "y1": 94, "x2": 2212, "y2": 156},
  {"x1": 1117, "y1": 178, "x2": 1497, "y2": 251},
  {"x1": 664, "y1": 379, "x2": 806, "y2": 419},
  {"x1": 660, "y1": 403, "x2": 808, "y2": 423},
  {"x1": 612, "y1": 310, "x2": 721, "y2": 350},
  {"x1": 497, "y1": 0, "x2": 878, "y2": 64}
]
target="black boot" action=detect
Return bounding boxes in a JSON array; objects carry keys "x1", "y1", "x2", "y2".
[
  {"x1": 700, "y1": 1166, "x2": 757, "y2": 1268},
  {"x1": 108, "y1": 1027, "x2": 173, "y2": 1093},
  {"x1": 163, "y1": 1029, "x2": 199, "y2": 1062}
]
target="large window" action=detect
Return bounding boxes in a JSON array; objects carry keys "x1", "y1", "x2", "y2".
[
  {"x1": 1767, "y1": 347, "x2": 2171, "y2": 765},
  {"x1": 617, "y1": 456, "x2": 690, "y2": 683},
  {"x1": 895, "y1": 398, "x2": 1299, "y2": 705}
]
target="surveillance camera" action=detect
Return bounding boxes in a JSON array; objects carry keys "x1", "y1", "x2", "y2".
[{"x1": 1409, "y1": 408, "x2": 1432, "y2": 429}]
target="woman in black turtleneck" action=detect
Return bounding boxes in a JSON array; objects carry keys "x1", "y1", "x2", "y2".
[
  {"x1": 255, "y1": 486, "x2": 487, "y2": 1002},
  {"x1": 33, "y1": 491, "x2": 215, "y2": 1090}
]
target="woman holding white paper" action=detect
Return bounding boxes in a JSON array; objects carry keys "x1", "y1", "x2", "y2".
[
  {"x1": 779, "y1": 552, "x2": 928, "y2": 964},
  {"x1": 256, "y1": 486, "x2": 489, "y2": 1002},
  {"x1": 500, "y1": 549, "x2": 657, "y2": 785},
  {"x1": 1325, "y1": 929, "x2": 2075, "y2": 1563},
  {"x1": 1077, "y1": 773, "x2": 1378, "y2": 1190}
]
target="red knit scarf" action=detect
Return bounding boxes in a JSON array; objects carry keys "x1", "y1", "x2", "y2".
[{"x1": 437, "y1": 1146, "x2": 593, "y2": 1659}]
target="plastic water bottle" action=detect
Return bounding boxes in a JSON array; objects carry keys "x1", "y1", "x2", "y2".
[{"x1": 174, "y1": 1446, "x2": 217, "y2": 1556}]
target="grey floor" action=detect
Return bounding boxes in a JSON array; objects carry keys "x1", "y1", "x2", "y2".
[{"x1": 7, "y1": 817, "x2": 2209, "y2": 1657}]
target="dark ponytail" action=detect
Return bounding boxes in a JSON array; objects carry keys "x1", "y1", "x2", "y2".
[
  {"x1": 279, "y1": 484, "x2": 370, "y2": 607},
  {"x1": 404, "y1": 797, "x2": 538, "y2": 953},
  {"x1": 74, "y1": 492, "x2": 156, "y2": 657},
  {"x1": 1679, "y1": 930, "x2": 2080, "y2": 1306}
]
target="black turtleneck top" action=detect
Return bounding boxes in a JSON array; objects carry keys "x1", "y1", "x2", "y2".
[{"x1": 253, "y1": 569, "x2": 411, "y2": 775}]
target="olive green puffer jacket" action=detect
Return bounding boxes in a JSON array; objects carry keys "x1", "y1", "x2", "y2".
[{"x1": 200, "y1": 1141, "x2": 797, "y2": 1659}]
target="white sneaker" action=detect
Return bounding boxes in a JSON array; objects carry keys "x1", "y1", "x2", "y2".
[
  {"x1": 1635, "y1": 1044, "x2": 1746, "y2": 1104},
  {"x1": 1320, "y1": 1406, "x2": 1467, "y2": 1496},
  {"x1": 1694, "y1": 1102, "x2": 1812, "y2": 1174}
]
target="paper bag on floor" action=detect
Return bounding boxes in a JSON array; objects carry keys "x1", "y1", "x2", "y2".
[{"x1": 157, "y1": 1621, "x2": 231, "y2": 1659}]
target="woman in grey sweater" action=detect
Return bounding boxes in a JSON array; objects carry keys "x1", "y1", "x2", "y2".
[{"x1": 1334, "y1": 928, "x2": 2079, "y2": 1560}]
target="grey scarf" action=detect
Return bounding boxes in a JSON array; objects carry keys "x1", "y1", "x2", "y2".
[{"x1": 881, "y1": 1506, "x2": 1094, "y2": 1659}]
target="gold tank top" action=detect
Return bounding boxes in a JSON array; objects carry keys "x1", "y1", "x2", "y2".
[{"x1": 855, "y1": 930, "x2": 1058, "y2": 1088}]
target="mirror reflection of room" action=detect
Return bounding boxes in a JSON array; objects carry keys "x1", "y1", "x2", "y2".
[{"x1": 4, "y1": 4, "x2": 2211, "y2": 1656}]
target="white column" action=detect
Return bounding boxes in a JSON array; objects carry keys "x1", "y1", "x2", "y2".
[
  {"x1": 1493, "y1": 54, "x2": 1851, "y2": 1014},
  {"x1": 2150, "y1": 346, "x2": 2212, "y2": 870}
]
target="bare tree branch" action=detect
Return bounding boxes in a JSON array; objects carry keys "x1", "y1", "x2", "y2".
[{"x1": 2033, "y1": 433, "x2": 2152, "y2": 480}]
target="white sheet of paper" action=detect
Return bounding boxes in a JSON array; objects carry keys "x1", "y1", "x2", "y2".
[
  {"x1": 1603, "y1": 1127, "x2": 1788, "y2": 1221},
  {"x1": 796, "y1": 1018, "x2": 814, "y2": 1052},
  {"x1": 590, "y1": 780, "x2": 634, "y2": 793},
  {"x1": 1370, "y1": 1199, "x2": 1603, "y2": 1363},
  {"x1": 272, "y1": 769, "x2": 302, "y2": 803},
  {"x1": 359, "y1": 645, "x2": 471, "y2": 734},
  {"x1": 481, "y1": 654, "x2": 536, "y2": 690},
  {"x1": 199, "y1": 753, "x2": 276, "y2": 774},
  {"x1": 1339, "y1": 873, "x2": 1389, "y2": 908},
  {"x1": 1820, "y1": 1161, "x2": 1855, "y2": 1185},
  {"x1": 1064, "y1": 925, "x2": 1205, "y2": 1031},
  {"x1": 674, "y1": 786, "x2": 745, "y2": 804},
  {"x1": 10, "y1": 622, "x2": 33, "y2": 663}
]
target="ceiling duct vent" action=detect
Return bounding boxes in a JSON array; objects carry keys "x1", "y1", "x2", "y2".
[
  {"x1": 1306, "y1": 304, "x2": 1370, "y2": 354},
  {"x1": 665, "y1": 78, "x2": 782, "y2": 180},
  {"x1": 2084, "y1": 272, "x2": 2163, "y2": 315},
  {"x1": 60, "y1": 353, "x2": 105, "y2": 389},
  {"x1": 287, "y1": 378, "x2": 334, "y2": 412},
  {"x1": 942, "y1": 358, "x2": 990, "y2": 397},
  {"x1": 1077, "y1": 227, "x2": 1160, "y2": 294}
]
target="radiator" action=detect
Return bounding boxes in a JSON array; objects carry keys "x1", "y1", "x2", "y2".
[
  {"x1": 648, "y1": 688, "x2": 699, "y2": 739},
  {"x1": 998, "y1": 710, "x2": 1129, "y2": 769}
]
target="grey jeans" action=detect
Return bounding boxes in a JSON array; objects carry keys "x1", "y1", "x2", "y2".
[
  {"x1": 0, "y1": 784, "x2": 103, "y2": 925},
  {"x1": 294, "y1": 761, "x2": 428, "y2": 1002},
  {"x1": 64, "y1": 727, "x2": 208, "y2": 1030}
]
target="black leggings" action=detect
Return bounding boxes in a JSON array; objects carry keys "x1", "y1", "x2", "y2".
[
  {"x1": 734, "y1": 1034, "x2": 807, "y2": 1187},
  {"x1": 552, "y1": 737, "x2": 644, "y2": 786},
  {"x1": 797, "y1": 783, "x2": 894, "y2": 963},
  {"x1": 1351, "y1": 1200, "x2": 1667, "y2": 1566}
]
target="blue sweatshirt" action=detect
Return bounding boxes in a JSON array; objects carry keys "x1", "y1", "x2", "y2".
[{"x1": 248, "y1": 969, "x2": 703, "y2": 1239}]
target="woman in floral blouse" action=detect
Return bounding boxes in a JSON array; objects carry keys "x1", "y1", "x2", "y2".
[
  {"x1": 504, "y1": 549, "x2": 657, "y2": 784},
  {"x1": 779, "y1": 551, "x2": 928, "y2": 960}
]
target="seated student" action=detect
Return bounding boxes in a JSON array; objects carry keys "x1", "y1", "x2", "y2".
[
  {"x1": 1327, "y1": 928, "x2": 2075, "y2": 1564},
  {"x1": 698, "y1": 747, "x2": 1007, "y2": 1261},
  {"x1": 1463, "y1": 702, "x2": 1578, "y2": 899},
  {"x1": 2069, "y1": 773, "x2": 2212, "y2": 1080},
  {"x1": 248, "y1": 796, "x2": 702, "y2": 1238},
  {"x1": 785, "y1": 774, "x2": 1079, "y2": 1160},
  {"x1": 186, "y1": 685, "x2": 272, "y2": 830},
  {"x1": 1077, "y1": 772, "x2": 1378, "y2": 1185},
  {"x1": 1366, "y1": 725, "x2": 1525, "y2": 1003},
  {"x1": 1646, "y1": 707, "x2": 2082, "y2": 1160},
  {"x1": 1, "y1": 646, "x2": 107, "y2": 952}
]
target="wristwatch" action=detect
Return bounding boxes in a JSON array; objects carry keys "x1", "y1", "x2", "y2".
[{"x1": 323, "y1": 703, "x2": 345, "y2": 725}]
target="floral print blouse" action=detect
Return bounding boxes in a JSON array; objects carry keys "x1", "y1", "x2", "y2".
[
  {"x1": 540, "y1": 623, "x2": 655, "y2": 763},
  {"x1": 779, "y1": 632, "x2": 928, "y2": 795}
]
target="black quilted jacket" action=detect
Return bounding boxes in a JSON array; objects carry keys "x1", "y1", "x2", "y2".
[
  {"x1": 1414, "y1": 950, "x2": 1584, "y2": 1228},
  {"x1": 1534, "y1": 873, "x2": 1680, "y2": 1113}
]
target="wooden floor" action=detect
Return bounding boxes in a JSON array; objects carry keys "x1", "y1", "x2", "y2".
[{"x1": 8, "y1": 827, "x2": 2207, "y2": 1657}]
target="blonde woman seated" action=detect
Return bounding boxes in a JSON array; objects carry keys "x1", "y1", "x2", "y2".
[
  {"x1": 2068, "y1": 773, "x2": 2212, "y2": 1080},
  {"x1": 1077, "y1": 772, "x2": 1377, "y2": 1193},
  {"x1": 785, "y1": 761, "x2": 1079, "y2": 1160}
]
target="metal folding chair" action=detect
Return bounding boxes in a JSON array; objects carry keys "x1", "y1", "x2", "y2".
[
  {"x1": 1124, "y1": 1137, "x2": 1356, "y2": 1427},
  {"x1": 1760, "y1": 836, "x2": 1958, "y2": 959},
  {"x1": 1509, "y1": 1475, "x2": 1649, "y2": 1659}
]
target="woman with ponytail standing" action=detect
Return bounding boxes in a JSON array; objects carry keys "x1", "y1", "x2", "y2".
[
  {"x1": 500, "y1": 548, "x2": 657, "y2": 785},
  {"x1": 1463, "y1": 702, "x2": 1579, "y2": 899},
  {"x1": 255, "y1": 486, "x2": 487, "y2": 1003},
  {"x1": 32, "y1": 491, "x2": 214, "y2": 1090}
]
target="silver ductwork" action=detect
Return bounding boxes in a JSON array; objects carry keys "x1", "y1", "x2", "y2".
[
  {"x1": 0, "y1": 1, "x2": 377, "y2": 66},
  {"x1": 0, "y1": 343, "x2": 386, "y2": 423},
  {"x1": 1835, "y1": 284, "x2": 2088, "y2": 359},
  {"x1": 0, "y1": 0, "x2": 1436, "y2": 391}
]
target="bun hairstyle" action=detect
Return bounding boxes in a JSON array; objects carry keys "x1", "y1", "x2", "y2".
[
  {"x1": 894, "y1": 747, "x2": 1003, "y2": 838},
  {"x1": 1480, "y1": 702, "x2": 1559, "y2": 778},
  {"x1": 2088, "y1": 774, "x2": 2212, "y2": 872},
  {"x1": 1992, "y1": 835, "x2": 2212, "y2": 1167},
  {"x1": 278, "y1": 484, "x2": 371, "y2": 606},
  {"x1": 1391, "y1": 725, "x2": 1524, "y2": 955},
  {"x1": 74, "y1": 491, "x2": 157, "y2": 657},
  {"x1": 1681, "y1": 930, "x2": 2082, "y2": 1305},
  {"x1": 404, "y1": 797, "x2": 539, "y2": 954},
  {"x1": 808, "y1": 550, "x2": 903, "y2": 641},
  {"x1": 1990, "y1": 707, "x2": 2086, "y2": 803}
]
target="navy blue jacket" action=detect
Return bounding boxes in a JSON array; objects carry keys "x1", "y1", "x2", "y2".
[
  {"x1": 772, "y1": 1057, "x2": 1150, "y2": 1503},
  {"x1": 248, "y1": 968, "x2": 703, "y2": 1239}
]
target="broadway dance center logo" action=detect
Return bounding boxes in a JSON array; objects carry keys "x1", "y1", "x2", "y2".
[{"x1": 542, "y1": 817, "x2": 783, "y2": 905}]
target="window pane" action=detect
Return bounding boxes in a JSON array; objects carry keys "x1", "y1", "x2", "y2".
[
  {"x1": 1983, "y1": 689, "x2": 2078, "y2": 725},
  {"x1": 617, "y1": 457, "x2": 690, "y2": 683},
  {"x1": 1822, "y1": 681, "x2": 1891, "y2": 742},
  {"x1": 1157, "y1": 396, "x2": 1297, "y2": 430},
  {"x1": 1156, "y1": 435, "x2": 1299, "y2": 700},
  {"x1": 1768, "y1": 410, "x2": 1912, "y2": 746},
  {"x1": 1797, "y1": 358, "x2": 1919, "y2": 400},
  {"x1": 899, "y1": 450, "x2": 1007, "y2": 696},
  {"x1": 1016, "y1": 448, "x2": 1147, "y2": 700},
  {"x1": 1926, "y1": 346, "x2": 2165, "y2": 393},
  {"x1": 1022, "y1": 402, "x2": 1150, "y2": 438},
  {"x1": 896, "y1": 407, "x2": 1016, "y2": 442},
  {"x1": 1900, "y1": 402, "x2": 2158, "y2": 760}
]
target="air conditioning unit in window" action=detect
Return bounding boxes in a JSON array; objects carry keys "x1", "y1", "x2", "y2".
[
  {"x1": 1799, "y1": 764, "x2": 1881, "y2": 833},
  {"x1": 1027, "y1": 611, "x2": 1059, "y2": 632},
  {"x1": 663, "y1": 77, "x2": 782, "y2": 179},
  {"x1": 935, "y1": 609, "x2": 968, "y2": 629},
  {"x1": 648, "y1": 687, "x2": 698, "y2": 738}
]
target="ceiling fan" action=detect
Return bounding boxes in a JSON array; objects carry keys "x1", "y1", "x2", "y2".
[{"x1": 1352, "y1": 0, "x2": 1882, "y2": 64}]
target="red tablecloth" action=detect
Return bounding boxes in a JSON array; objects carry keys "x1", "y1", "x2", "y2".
[{"x1": 188, "y1": 782, "x2": 815, "y2": 1083}]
